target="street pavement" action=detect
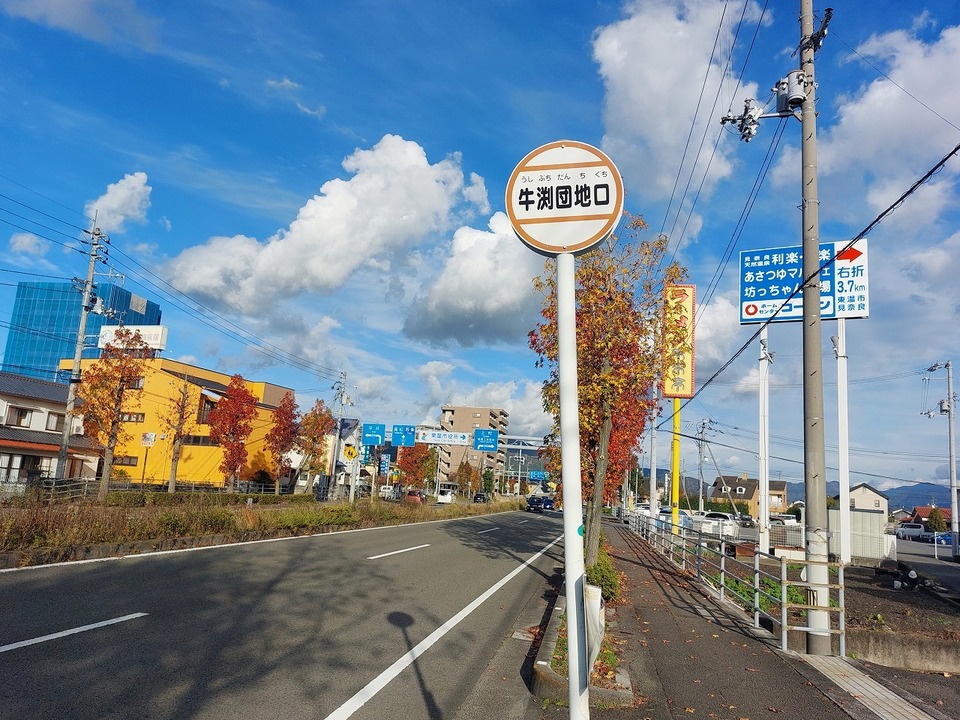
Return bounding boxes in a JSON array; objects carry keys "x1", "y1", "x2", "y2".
[{"x1": 457, "y1": 516, "x2": 959, "y2": 720}]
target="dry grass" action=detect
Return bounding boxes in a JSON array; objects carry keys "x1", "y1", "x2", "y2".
[{"x1": 0, "y1": 495, "x2": 523, "y2": 566}]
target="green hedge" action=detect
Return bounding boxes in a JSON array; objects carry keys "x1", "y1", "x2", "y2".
[{"x1": 586, "y1": 545, "x2": 620, "y2": 602}]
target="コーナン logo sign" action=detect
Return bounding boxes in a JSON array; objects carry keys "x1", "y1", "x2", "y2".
[{"x1": 505, "y1": 140, "x2": 623, "y2": 256}]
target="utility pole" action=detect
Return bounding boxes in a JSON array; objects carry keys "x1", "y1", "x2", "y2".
[
  {"x1": 759, "y1": 329, "x2": 774, "y2": 554},
  {"x1": 722, "y1": 2, "x2": 834, "y2": 654},
  {"x1": 926, "y1": 361, "x2": 958, "y2": 561},
  {"x1": 56, "y1": 224, "x2": 108, "y2": 488},
  {"x1": 798, "y1": 0, "x2": 832, "y2": 657},
  {"x1": 329, "y1": 372, "x2": 348, "y2": 501}
]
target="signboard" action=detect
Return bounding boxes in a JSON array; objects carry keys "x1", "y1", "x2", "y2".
[
  {"x1": 739, "y1": 241, "x2": 870, "y2": 324},
  {"x1": 98, "y1": 325, "x2": 168, "y2": 350},
  {"x1": 416, "y1": 429, "x2": 470, "y2": 446},
  {"x1": 361, "y1": 423, "x2": 386, "y2": 446},
  {"x1": 472, "y1": 429, "x2": 499, "y2": 452},
  {"x1": 505, "y1": 140, "x2": 624, "y2": 256},
  {"x1": 661, "y1": 284, "x2": 696, "y2": 399},
  {"x1": 392, "y1": 424, "x2": 416, "y2": 447},
  {"x1": 140, "y1": 432, "x2": 156, "y2": 447},
  {"x1": 529, "y1": 470, "x2": 546, "y2": 481},
  {"x1": 379, "y1": 454, "x2": 391, "y2": 476}
]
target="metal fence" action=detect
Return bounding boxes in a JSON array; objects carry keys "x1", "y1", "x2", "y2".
[{"x1": 625, "y1": 512, "x2": 845, "y2": 655}]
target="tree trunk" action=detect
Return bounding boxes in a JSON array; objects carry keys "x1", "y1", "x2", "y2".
[
  {"x1": 168, "y1": 438, "x2": 181, "y2": 493},
  {"x1": 98, "y1": 430, "x2": 119, "y2": 502},
  {"x1": 586, "y1": 375, "x2": 614, "y2": 567}
]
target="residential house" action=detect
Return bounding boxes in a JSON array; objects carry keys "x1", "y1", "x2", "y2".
[
  {"x1": 709, "y1": 474, "x2": 787, "y2": 518},
  {"x1": 836, "y1": 483, "x2": 889, "y2": 517},
  {"x1": 0, "y1": 372, "x2": 99, "y2": 493},
  {"x1": 907, "y1": 505, "x2": 953, "y2": 529}
]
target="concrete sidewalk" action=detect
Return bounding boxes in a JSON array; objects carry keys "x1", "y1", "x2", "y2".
[{"x1": 456, "y1": 516, "x2": 958, "y2": 720}]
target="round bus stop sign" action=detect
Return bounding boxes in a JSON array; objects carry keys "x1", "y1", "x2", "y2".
[{"x1": 505, "y1": 140, "x2": 623, "y2": 256}]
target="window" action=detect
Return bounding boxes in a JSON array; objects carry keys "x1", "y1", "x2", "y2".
[
  {"x1": 120, "y1": 413, "x2": 145, "y2": 423},
  {"x1": 197, "y1": 396, "x2": 216, "y2": 425},
  {"x1": 6, "y1": 407, "x2": 33, "y2": 427},
  {"x1": 735, "y1": 487, "x2": 745, "y2": 495},
  {"x1": 183, "y1": 434, "x2": 218, "y2": 446},
  {"x1": 874, "y1": 499, "x2": 881, "y2": 508},
  {"x1": 721, "y1": 486, "x2": 731, "y2": 493},
  {"x1": 114, "y1": 456, "x2": 139, "y2": 466},
  {"x1": 129, "y1": 377, "x2": 145, "y2": 390},
  {"x1": 46, "y1": 412, "x2": 65, "y2": 432}
]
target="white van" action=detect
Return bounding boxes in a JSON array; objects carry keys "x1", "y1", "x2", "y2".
[
  {"x1": 896, "y1": 522, "x2": 925, "y2": 540},
  {"x1": 437, "y1": 489, "x2": 456, "y2": 504}
]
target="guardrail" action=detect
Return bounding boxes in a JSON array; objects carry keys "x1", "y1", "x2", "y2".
[{"x1": 625, "y1": 512, "x2": 845, "y2": 655}]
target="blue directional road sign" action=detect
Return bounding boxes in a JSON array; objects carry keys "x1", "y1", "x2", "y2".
[
  {"x1": 473, "y1": 429, "x2": 499, "y2": 452},
  {"x1": 392, "y1": 424, "x2": 416, "y2": 447},
  {"x1": 361, "y1": 423, "x2": 386, "y2": 446},
  {"x1": 529, "y1": 470, "x2": 546, "y2": 481},
  {"x1": 739, "y1": 241, "x2": 869, "y2": 324}
]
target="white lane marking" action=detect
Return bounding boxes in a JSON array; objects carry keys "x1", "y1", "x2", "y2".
[
  {"x1": 323, "y1": 534, "x2": 562, "y2": 720},
  {"x1": 517, "y1": 519, "x2": 529, "y2": 524},
  {"x1": 476, "y1": 527, "x2": 499, "y2": 535},
  {"x1": 367, "y1": 544, "x2": 430, "y2": 560},
  {"x1": 0, "y1": 613, "x2": 148, "y2": 654}
]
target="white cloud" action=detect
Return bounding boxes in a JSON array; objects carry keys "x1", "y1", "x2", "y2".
[
  {"x1": 296, "y1": 102, "x2": 326, "y2": 118},
  {"x1": 9, "y1": 231, "x2": 48, "y2": 255},
  {"x1": 165, "y1": 135, "x2": 490, "y2": 315},
  {"x1": 266, "y1": 76, "x2": 299, "y2": 91},
  {"x1": 402, "y1": 212, "x2": 544, "y2": 346},
  {"x1": 85, "y1": 171, "x2": 151, "y2": 234},
  {"x1": 0, "y1": 0, "x2": 159, "y2": 47},
  {"x1": 593, "y1": 0, "x2": 763, "y2": 204}
]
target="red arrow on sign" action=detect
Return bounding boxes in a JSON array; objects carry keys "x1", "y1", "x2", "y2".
[{"x1": 837, "y1": 246, "x2": 863, "y2": 262}]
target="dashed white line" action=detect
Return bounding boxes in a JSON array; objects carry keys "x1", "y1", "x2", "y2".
[
  {"x1": 476, "y1": 527, "x2": 499, "y2": 534},
  {"x1": 0, "y1": 613, "x2": 148, "y2": 654},
  {"x1": 324, "y1": 535, "x2": 562, "y2": 720},
  {"x1": 367, "y1": 544, "x2": 430, "y2": 560}
]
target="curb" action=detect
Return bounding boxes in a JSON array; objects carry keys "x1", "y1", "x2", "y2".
[{"x1": 529, "y1": 585, "x2": 634, "y2": 708}]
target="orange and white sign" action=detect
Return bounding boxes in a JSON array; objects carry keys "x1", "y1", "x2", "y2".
[{"x1": 505, "y1": 140, "x2": 623, "y2": 256}]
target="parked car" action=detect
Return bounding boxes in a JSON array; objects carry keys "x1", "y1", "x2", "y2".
[
  {"x1": 526, "y1": 496, "x2": 545, "y2": 513},
  {"x1": 473, "y1": 492, "x2": 489, "y2": 503},
  {"x1": 656, "y1": 507, "x2": 692, "y2": 530},
  {"x1": 437, "y1": 489, "x2": 456, "y2": 504},
  {"x1": 702, "y1": 511, "x2": 738, "y2": 536},
  {"x1": 919, "y1": 530, "x2": 951, "y2": 544},
  {"x1": 402, "y1": 489, "x2": 423, "y2": 505},
  {"x1": 896, "y1": 522, "x2": 925, "y2": 540}
]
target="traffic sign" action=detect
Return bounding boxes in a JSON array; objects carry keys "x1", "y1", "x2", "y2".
[
  {"x1": 416, "y1": 429, "x2": 469, "y2": 446},
  {"x1": 392, "y1": 424, "x2": 416, "y2": 447},
  {"x1": 473, "y1": 429, "x2": 499, "y2": 452},
  {"x1": 141, "y1": 432, "x2": 156, "y2": 447},
  {"x1": 361, "y1": 423, "x2": 386, "y2": 446},
  {"x1": 739, "y1": 240, "x2": 869, "y2": 324},
  {"x1": 505, "y1": 140, "x2": 624, "y2": 256}
]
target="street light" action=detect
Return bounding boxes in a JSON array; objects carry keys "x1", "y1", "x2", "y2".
[{"x1": 925, "y1": 361, "x2": 958, "y2": 561}]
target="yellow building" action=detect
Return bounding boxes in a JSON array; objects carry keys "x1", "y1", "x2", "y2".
[{"x1": 64, "y1": 357, "x2": 292, "y2": 488}]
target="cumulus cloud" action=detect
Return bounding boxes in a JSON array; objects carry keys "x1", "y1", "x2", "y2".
[
  {"x1": 402, "y1": 212, "x2": 544, "y2": 347},
  {"x1": 9, "y1": 231, "x2": 49, "y2": 255},
  {"x1": 593, "y1": 0, "x2": 763, "y2": 203},
  {"x1": 85, "y1": 171, "x2": 152, "y2": 234},
  {"x1": 165, "y1": 135, "x2": 489, "y2": 315}
]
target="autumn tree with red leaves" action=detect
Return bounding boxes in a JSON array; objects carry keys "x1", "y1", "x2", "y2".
[
  {"x1": 207, "y1": 374, "x2": 258, "y2": 491},
  {"x1": 396, "y1": 443, "x2": 435, "y2": 489},
  {"x1": 529, "y1": 215, "x2": 688, "y2": 565},
  {"x1": 297, "y1": 399, "x2": 336, "y2": 487},
  {"x1": 265, "y1": 391, "x2": 300, "y2": 494},
  {"x1": 78, "y1": 327, "x2": 151, "y2": 501}
]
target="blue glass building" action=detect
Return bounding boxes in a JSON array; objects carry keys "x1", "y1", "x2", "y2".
[{"x1": 1, "y1": 282, "x2": 162, "y2": 381}]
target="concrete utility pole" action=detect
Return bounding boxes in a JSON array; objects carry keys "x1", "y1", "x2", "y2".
[
  {"x1": 758, "y1": 328, "x2": 774, "y2": 554},
  {"x1": 330, "y1": 371, "x2": 347, "y2": 500},
  {"x1": 798, "y1": 0, "x2": 832, "y2": 656},
  {"x1": 926, "y1": 361, "x2": 958, "y2": 561},
  {"x1": 56, "y1": 224, "x2": 107, "y2": 487}
]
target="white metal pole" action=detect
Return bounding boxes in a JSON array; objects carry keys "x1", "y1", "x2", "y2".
[
  {"x1": 759, "y1": 326, "x2": 771, "y2": 554},
  {"x1": 947, "y1": 361, "x2": 958, "y2": 561},
  {"x1": 556, "y1": 252, "x2": 589, "y2": 719},
  {"x1": 835, "y1": 319, "x2": 851, "y2": 565},
  {"x1": 649, "y1": 397, "x2": 658, "y2": 517}
]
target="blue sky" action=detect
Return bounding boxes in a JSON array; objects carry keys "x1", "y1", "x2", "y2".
[{"x1": 2, "y1": 1, "x2": 960, "y2": 497}]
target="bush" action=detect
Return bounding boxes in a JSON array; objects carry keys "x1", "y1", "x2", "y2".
[
  {"x1": 105, "y1": 492, "x2": 147, "y2": 507},
  {"x1": 586, "y1": 545, "x2": 620, "y2": 602}
]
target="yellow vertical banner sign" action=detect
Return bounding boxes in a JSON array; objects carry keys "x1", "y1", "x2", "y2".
[{"x1": 662, "y1": 285, "x2": 696, "y2": 530}]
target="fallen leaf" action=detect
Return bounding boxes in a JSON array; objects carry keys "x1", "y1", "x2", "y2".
[{"x1": 684, "y1": 707, "x2": 695, "y2": 713}]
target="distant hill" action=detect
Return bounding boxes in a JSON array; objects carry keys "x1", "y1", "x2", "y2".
[{"x1": 785, "y1": 480, "x2": 951, "y2": 511}]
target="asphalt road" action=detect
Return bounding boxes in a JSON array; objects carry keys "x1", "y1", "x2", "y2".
[{"x1": 0, "y1": 511, "x2": 565, "y2": 720}]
